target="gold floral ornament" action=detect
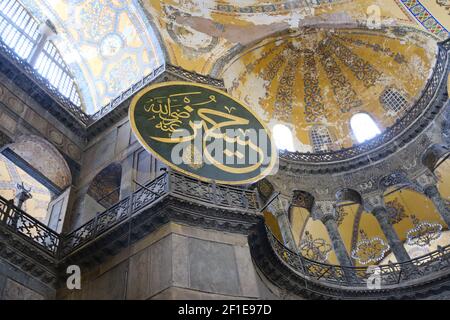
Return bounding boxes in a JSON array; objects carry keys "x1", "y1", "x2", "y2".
[
  {"x1": 406, "y1": 215, "x2": 442, "y2": 247},
  {"x1": 129, "y1": 82, "x2": 277, "y2": 185},
  {"x1": 299, "y1": 231, "x2": 332, "y2": 263},
  {"x1": 351, "y1": 230, "x2": 390, "y2": 265}
]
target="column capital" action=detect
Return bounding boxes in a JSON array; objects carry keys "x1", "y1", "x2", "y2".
[
  {"x1": 267, "y1": 193, "x2": 291, "y2": 218},
  {"x1": 370, "y1": 205, "x2": 411, "y2": 263},
  {"x1": 311, "y1": 200, "x2": 335, "y2": 223},
  {"x1": 415, "y1": 171, "x2": 438, "y2": 190},
  {"x1": 362, "y1": 193, "x2": 385, "y2": 213},
  {"x1": 424, "y1": 184, "x2": 440, "y2": 198}
]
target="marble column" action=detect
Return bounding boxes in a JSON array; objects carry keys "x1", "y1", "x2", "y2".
[
  {"x1": 424, "y1": 184, "x2": 450, "y2": 227},
  {"x1": 372, "y1": 206, "x2": 411, "y2": 263},
  {"x1": 269, "y1": 196, "x2": 299, "y2": 253},
  {"x1": 28, "y1": 22, "x2": 56, "y2": 66},
  {"x1": 323, "y1": 217, "x2": 354, "y2": 267},
  {"x1": 274, "y1": 210, "x2": 299, "y2": 253}
]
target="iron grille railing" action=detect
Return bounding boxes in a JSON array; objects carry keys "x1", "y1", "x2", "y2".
[
  {"x1": 168, "y1": 171, "x2": 259, "y2": 211},
  {"x1": 60, "y1": 173, "x2": 169, "y2": 255},
  {"x1": 59, "y1": 171, "x2": 259, "y2": 255},
  {"x1": 280, "y1": 38, "x2": 450, "y2": 164},
  {"x1": 3, "y1": 171, "x2": 450, "y2": 290},
  {"x1": 266, "y1": 225, "x2": 450, "y2": 287},
  {"x1": 0, "y1": 195, "x2": 59, "y2": 256},
  {"x1": 89, "y1": 64, "x2": 166, "y2": 123},
  {"x1": 88, "y1": 63, "x2": 225, "y2": 124}
]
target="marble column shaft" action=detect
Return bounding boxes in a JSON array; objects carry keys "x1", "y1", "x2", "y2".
[
  {"x1": 424, "y1": 185, "x2": 450, "y2": 227},
  {"x1": 323, "y1": 218, "x2": 353, "y2": 267},
  {"x1": 372, "y1": 206, "x2": 411, "y2": 263},
  {"x1": 276, "y1": 211, "x2": 299, "y2": 253}
]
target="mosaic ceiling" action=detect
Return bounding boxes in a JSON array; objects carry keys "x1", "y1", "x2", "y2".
[
  {"x1": 140, "y1": 0, "x2": 447, "y2": 76},
  {"x1": 221, "y1": 28, "x2": 437, "y2": 152},
  {"x1": 12, "y1": 0, "x2": 448, "y2": 114},
  {"x1": 21, "y1": 0, "x2": 164, "y2": 114}
]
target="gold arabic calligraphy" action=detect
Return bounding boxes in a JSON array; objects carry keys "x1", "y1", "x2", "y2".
[{"x1": 142, "y1": 91, "x2": 266, "y2": 174}]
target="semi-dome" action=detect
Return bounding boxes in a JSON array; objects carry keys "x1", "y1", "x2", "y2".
[{"x1": 221, "y1": 27, "x2": 437, "y2": 154}]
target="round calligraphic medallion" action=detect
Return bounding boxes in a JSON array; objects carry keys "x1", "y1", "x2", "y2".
[{"x1": 129, "y1": 81, "x2": 277, "y2": 185}]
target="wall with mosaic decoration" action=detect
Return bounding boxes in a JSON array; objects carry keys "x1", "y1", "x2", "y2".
[{"x1": 220, "y1": 28, "x2": 437, "y2": 152}]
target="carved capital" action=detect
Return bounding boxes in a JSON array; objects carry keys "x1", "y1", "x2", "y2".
[
  {"x1": 415, "y1": 171, "x2": 438, "y2": 190},
  {"x1": 312, "y1": 200, "x2": 335, "y2": 222},
  {"x1": 268, "y1": 193, "x2": 291, "y2": 217},
  {"x1": 362, "y1": 193, "x2": 385, "y2": 212},
  {"x1": 424, "y1": 184, "x2": 440, "y2": 198},
  {"x1": 291, "y1": 190, "x2": 314, "y2": 211}
]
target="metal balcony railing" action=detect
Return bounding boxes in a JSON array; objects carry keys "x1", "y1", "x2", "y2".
[
  {"x1": 0, "y1": 196, "x2": 60, "y2": 256},
  {"x1": 266, "y1": 224, "x2": 450, "y2": 288},
  {"x1": 0, "y1": 170, "x2": 259, "y2": 258},
  {"x1": 2, "y1": 170, "x2": 450, "y2": 290},
  {"x1": 60, "y1": 171, "x2": 259, "y2": 255}
]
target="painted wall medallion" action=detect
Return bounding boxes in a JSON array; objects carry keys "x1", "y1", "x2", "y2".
[{"x1": 129, "y1": 81, "x2": 277, "y2": 185}]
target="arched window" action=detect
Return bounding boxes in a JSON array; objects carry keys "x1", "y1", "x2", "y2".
[
  {"x1": 310, "y1": 125, "x2": 333, "y2": 152},
  {"x1": 87, "y1": 163, "x2": 122, "y2": 209},
  {"x1": 350, "y1": 113, "x2": 381, "y2": 143},
  {"x1": 380, "y1": 87, "x2": 408, "y2": 113},
  {"x1": 0, "y1": 0, "x2": 81, "y2": 107},
  {"x1": 273, "y1": 124, "x2": 295, "y2": 151}
]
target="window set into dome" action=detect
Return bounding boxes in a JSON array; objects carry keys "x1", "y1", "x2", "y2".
[
  {"x1": 0, "y1": 0, "x2": 81, "y2": 107},
  {"x1": 275, "y1": 113, "x2": 382, "y2": 151},
  {"x1": 350, "y1": 113, "x2": 382, "y2": 144},
  {"x1": 0, "y1": 0, "x2": 449, "y2": 303}
]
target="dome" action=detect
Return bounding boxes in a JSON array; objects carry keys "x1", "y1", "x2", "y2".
[{"x1": 221, "y1": 28, "x2": 437, "y2": 153}]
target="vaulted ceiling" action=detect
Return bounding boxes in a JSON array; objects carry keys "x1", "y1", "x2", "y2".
[
  {"x1": 15, "y1": 0, "x2": 448, "y2": 115},
  {"x1": 221, "y1": 28, "x2": 437, "y2": 152}
]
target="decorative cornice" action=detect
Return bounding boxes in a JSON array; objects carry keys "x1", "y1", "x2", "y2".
[
  {"x1": 266, "y1": 126, "x2": 442, "y2": 206},
  {"x1": 0, "y1": 227, "x2": 58, "y2": 287},
  {"x1": 4, "y1": 171, "x2": 450, "y2": 299},
  {"x1": 85, "y1": 64, "x2": 225, "y2": 141},
  {"x1": 0, "y1": 40, "x2": 226, "y2": 141}
]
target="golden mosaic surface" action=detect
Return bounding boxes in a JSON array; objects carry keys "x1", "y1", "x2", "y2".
[{"x1": 221, "y1": 28, "x2": 436, "y2": 152}]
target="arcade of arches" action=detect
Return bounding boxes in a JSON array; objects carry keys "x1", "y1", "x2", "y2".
[{"x1": 0, "y1": 0, "x2": 449, "y2": 300}]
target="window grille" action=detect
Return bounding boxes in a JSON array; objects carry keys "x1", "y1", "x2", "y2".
[
  {"x1": 310, "y1": 126, "x2": 333, "y2": 152},
  {"x1": 380, "y1": 87, "x2": 408, "y2": 113},
  {"x1": 0, "y1": 0, "x2": 81, "y2": 107}
]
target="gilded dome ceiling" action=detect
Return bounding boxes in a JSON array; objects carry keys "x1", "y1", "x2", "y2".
[
  {"x1": 221, "y1": 28, "x2": 438, "y2": 152},
  {"x1": 9, "y1": 0, "x2": 448, "y2": 115}
]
